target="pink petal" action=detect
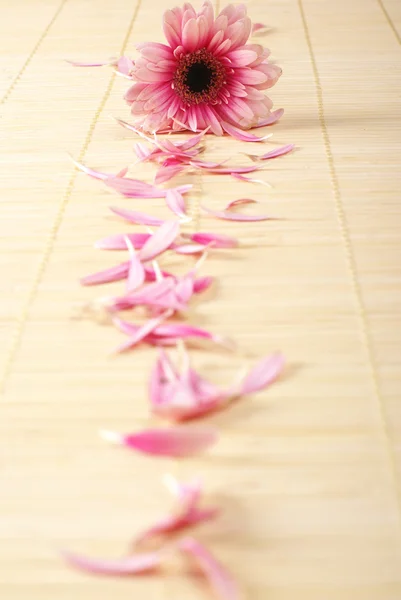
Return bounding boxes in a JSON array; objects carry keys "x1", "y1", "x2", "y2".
[
  {"x1": 237, "y1": 353, "x2": 284, "y2": 396},
  {"x1": 134, "y1": 142, "x2": 153, "y2": 161},
  {"x1": 80, "y1": 262, "x2": 129, "y2": 286},
  {"x1": 139, "y1": 220, "x2": 180, "y2": 262},
  {"x1": 180, "y1": 538, "x2": 240, "y2": 600},
  {"x1": 225, "y1": 198, "x2": 259, "y2": 209},
  {"x1": 198, "y1": 165, "x2": 262, "y2": 175},
  {"x1": 155, "y1": 164, "x2": 186, "y2": 186},
  {"x1": 137, "y1": 476, "x2": 218, "y2": 541},
  {"x1": 110, "y1": 206, "x2": 165, "y2": 227},
  {"x1": 193, "y1": 276, "x2": 214, "y2": 294},
  {"x1": 252, "y1": 22, "x2": 268, "y2": 33},
  {"x1": 178, "y1": 128, "x2": 210, "y2": 150},
  {"x1": 125, "y1": 237, "x2": 145, "y2": 292},
  {"x1": 254, "y1": 108, "x2": 284, "y2": 127},
  {"x1": 155, "y1": 323, "x2": 232, "y2": 348},
  {"x1": 66, "y1": 58, "x2": 117, "y2": 67},
  {"x1": 95, "y1": 233, "x2": 150, "y2": 250},
  {"x1": 101, "y1": 426, "x2": 217, "y2": 457},
  {"x1": 249, "y1": 143, "x2": 295, "y2": 161},
  {"x1": 201, "y1": 205, "x2": 270, "y2": 222},
  {"x1": 188, "y1": 232, "x2": 238, "y2": 248},
  {"x1": 174, "y1": 244, "x2": 209, "y2": 255},
  {"x1": 115, "y1": 310, "x2": 172, "y2": 353},
  {"x1": 71, "y1": 158, "x2": 127, "y2": 181},
  {"x1": 61, "y1": 549, "x2": 162, "y2": 576},
  {"x1": 106, "y1": 176, "x2": 166, "y2": 199},
  {"x1": 231, "y1": 173, "x2": 271, "y2": 186},
  {"x1": 116, "y1": 55, "x2": 134, "y2": 76},
  {"x1": 165, "y1": 189, "x2": 187, "y2": 218},
  {"x1": 221, "y1": 121, "x2": 273, "y2": 142}
]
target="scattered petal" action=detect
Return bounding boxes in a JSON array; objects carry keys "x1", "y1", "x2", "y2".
[
  {"x1": 110, "y1": 206, "x2": 165, "y2": 226},
  {"x1": 125, "y1": 236, "x2": 145, "y2": 292},
  {"x1": 66, "y1": 58, "x2": 117, "y2": 67},
  {"x1": 139, "y1": 220, "x2": 180, "y2": 261},
  {"x1": 254, "y1": 108, "x2": 285, "y2": 128},
  {"x1": 80, "y1": 262, "x2": 130, "y2": 286},
  {"x1": 224, "y1": 198, "x2": 259, "y2": 210},
  {"x1": 187, "y1": 232, "x2": 238, "y2": 248},
  {"x1": 222, "y1": 121, "x2": 273, "y2": 142},
  {"x1": 247, "y1": 143, "x2": 295, "y2": 161},
  {"x1": 100, "y1": 426, "x2": 217, "y2": 457},
  {"x1": 252, "y1": 22, "x2": 268, "y2": 33},
  {"x1": 236, "y1": 353, "x2": 284, "y2": 396},
  {"x1": 114, "y1": 310, "x2": 173, "y2": 353},
  {"x1": 165, "y1": 188, "x2": 188, "y2": 218},
  {"x1": 180, "y1": 538, "x2": 240, "y2": 600},
  {"x1": 137, "y1": 476, "x2": 219, "y2": 542},
  {"x1": 231, "y1": 173, "x2": 271, "y2": 186},
  {"x1": 116, "y1": 56, "x2": 135, "y2": 76},
  {"x1": 201, "y1": 204, "x2": 270, "y2": 222},
  {"x1": 155, "y1": 163, "x2": 186, "y2": 185}
]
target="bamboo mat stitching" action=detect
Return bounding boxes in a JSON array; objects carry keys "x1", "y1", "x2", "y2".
[
  {"x1": 377, "y1": 0, "x2": 401, "y2": 45},
  {"x1": 0, "y1": 0, "x2": 68, "y2": 105},
  {"x1": 0, "y1": 0, "x2": 143, "y2": 396},
  {"x1": 298, "y1": 0, "x2": 401, "y2": 526}
]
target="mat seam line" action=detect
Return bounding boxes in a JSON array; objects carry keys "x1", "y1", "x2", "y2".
[
  {"x1": 298, "y1": 0, "x2": 401, "y2": 525},
  {"x1": 1, "y1": 0, "x2": 68, "y2": 105},
  {"x1": 376, "y1": 0, "x2": 401, "y2": 45},
  {"x1": 0, "y1": 0, "x2": 142, "y2": 396}
]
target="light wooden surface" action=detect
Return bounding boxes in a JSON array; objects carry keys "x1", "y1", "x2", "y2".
[{"x1": 1, "y1": 0, "x2": 401, "y2": 598}]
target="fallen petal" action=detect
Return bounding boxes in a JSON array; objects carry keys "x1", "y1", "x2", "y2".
[
  {"x1": 115, "y1": 310, "x2": 172, "y2": 353},
  {"x1": 222, "y1": 121, "x2": 273, "y2": 142},
  {"x1": 139, "y1": 220, "x2": 180, "y2": 262},
  {"x1": 237, "y1": 353, "x2": 284, "y2": 396},
  {"x1": 100, "y1": 426, "x2": 217, "y2": 457},
  {"x1": 155, "y1": 164, "x2": 186, "y2": 185},
  {"x1": 66, "y1": 58, "x2": 117, "y2": 67},
  {"x1": 180, "y1": 538, "x2": 240, "y2": 600},
  {"x1": 254, "y1": 108, "x2": 284, "y2": 128},
  {"x1": 230, "y1": 173, "x2": 271, "y2": 186},
  {"x1": 248, "y1": 143, "x2": 295, "y2": 161},
  {"x1": 201, "y1": 205, "x2": 270, "y2": 222},
  {"x1": 224, "y1": 199, "x2": 259, "y2": 210},
  {"x1": 187, "y1": 232, "x2": 238, "y2": 248},
  {"x1": 110, "y1": 206, "x2": 165, "y2": 226},
  {"x1": 125, "y1": 237, "x2": 145, "y2": 292},
  {"x1": 95, "y1": 232, "x2": 150, "y2": 250},
  {"x1": 80, "y1": 262, "x2": 129, "y2": 286},
  {"x1": 165, "y1": 188, "x2": 187, "y2": 218},
  {"x1": 116, "y1": 55, "x2": 134, "y2": 76},
  {"x1": 61, "y1": 549, "x2": 162, "y2": 576}
]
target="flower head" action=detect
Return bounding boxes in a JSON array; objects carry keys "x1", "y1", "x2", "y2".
[{"x1": 125, "y1": 1, "x2": 282, "y2": 135}]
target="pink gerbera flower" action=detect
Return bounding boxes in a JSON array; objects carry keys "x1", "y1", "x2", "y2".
[{"x1": 125, "y1": 1, "x2": 282, "y2": 135}]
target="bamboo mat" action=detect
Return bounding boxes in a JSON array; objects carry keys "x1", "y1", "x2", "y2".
[{"x1": 1, "y1": 0, "x2": 401, "y2": 598}]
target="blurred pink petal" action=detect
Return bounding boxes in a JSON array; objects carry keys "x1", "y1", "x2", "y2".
[
  {"x1": 125, "y1": 236, "x2": 145, "y2": 292},
  {"x1": 80, "y1": 261, "x2": 130, "y2": 286},
  {"x1": 137, "y1": 476, "x2": 218, "y2": 542},
  {"x1": 187, "y1": 232, "x2": 238, "y2": 248},
  {"x1": 139, "y1": 220, "x2": 180, "y2": 261},
  {"x1": 252, "y1": 22, "x2": 268, "y2": 33},
  {"x1": 134, "y1": 142, "x2": 153, "y2": 161},
  {"x1": 155, "y1": 164, "x2": 186, "y2": 185},
  {"x1": 115, "y1": 310, "x2": 173, "y2": 353},
  {"x1": 61, "y1": 549, "x2": 162, "y2": 576},
  {"x1": 248, "y1": 143, "x2": 295, "y2": 161},
  {"x1": 95, "y1": 232, "x2": 150, "y2": 250},
  {"x1": 165, "y1": 188, "x2": 188, "y2": 218},
  {"x1": 180, "y1": 538, "x2": 240, "y2": 600},
  {"x1": 201, "y1": 205, "x2": 270, "y2": 222},
  {"x1": 225, "y1": 199, "x2": 259, "y2": 209},
  {"x1": 178, "y1": 128, "x2": 210, "y2": 150},
  {"x1": 110, "y1": 206, "x2": 165, "y2": 226},
  {"x1": 174, "y1": 244, "x2": 209, "y2": 255},
  {"x1": 100, "y1": 426, "x2": 217, "y2": 457},
  {"x1": 116, "y1": 55, "x2": 135, "y2": 76},
  {"x1": 235, "y1": 353, "x2": 284, "y2": 396},
  {"x1": 106, "y1": 176, "x2": 167, "y2": 198},
  {"x1": 193, "y1": 276, "x2": 214, "y2": 294}
]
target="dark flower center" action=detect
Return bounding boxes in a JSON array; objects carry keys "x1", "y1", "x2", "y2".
[
  {"x1": 185, "y1": 62, "x2": 213, "y2": 93},
  {"x1": 173, "y1": 48, "x2": 226, "y2": 106}
]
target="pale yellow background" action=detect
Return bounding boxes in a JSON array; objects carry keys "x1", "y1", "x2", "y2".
[{"x1": 1, "y1": 0, "x2": 401, "y2": 598}]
